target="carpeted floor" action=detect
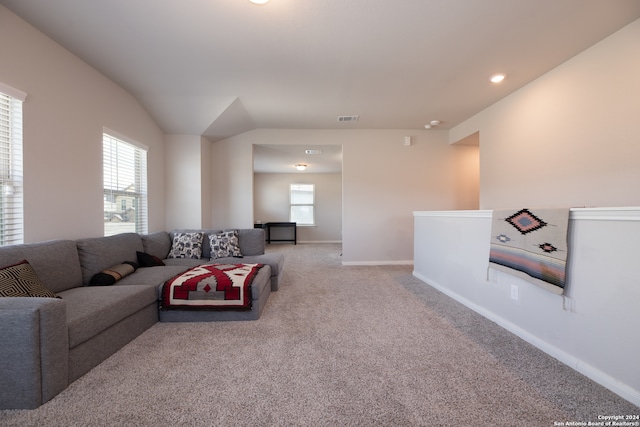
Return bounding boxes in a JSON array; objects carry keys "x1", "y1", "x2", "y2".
[{"x1": 1, "y1": 243, "x2": 637, "y2": 426}]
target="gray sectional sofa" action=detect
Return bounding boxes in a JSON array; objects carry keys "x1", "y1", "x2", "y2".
[{"x1": 0, "y1": 228, "x2": 284, "y2": 410}]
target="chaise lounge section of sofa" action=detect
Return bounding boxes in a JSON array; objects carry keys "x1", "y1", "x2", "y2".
[{"x1": 0, "y1": 228, "x2": 284, "y2": 410}]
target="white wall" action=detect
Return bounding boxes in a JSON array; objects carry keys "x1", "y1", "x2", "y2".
[
  {"x1": 451, "y1": 18, "x2": 640, "y2": 209},
  {"x1": 254, "y1": 173, "x2": 342, "y2": 242},
  {"x1": 0, "y1": 6, "x2": 166, "y2": 241},
  {"x1": 200, "y1": 138, "x2": 213, "y2": 229},
  {"x1": 452, "y1": 144, "x2": 480, "y2": 209},
  {"x1": 166, "y1": 135, "x2": 205, "y2": 230},
  {"x1": 210, "y1": 136, "x2": 255, "y2": 229},
  {"x1": 432, "y1": 19, "x2": 640, "y2": 406},
  {"x1": 212, "y1": 129, "x2": 479, "y2": 263},
  {"x1": 165, "y1": 135, "x2": 213, "y2": 230},
  {"x1": 413, "y1": 209, "x2": 640, "y2": 406},
  {"x1": 415, "y1": 19, "x2": 640, "y2": 408}
]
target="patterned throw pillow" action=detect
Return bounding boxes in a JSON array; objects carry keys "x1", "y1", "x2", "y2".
[
  {"x1": 0, "y1": 260, "x2": 58, "y2": 298},
  {"x1": 209, "y1": 230, "x2": 243, "y2": 259},
  {"x1": 167, "y1": 232, "x2": 204, "y2": 259}
]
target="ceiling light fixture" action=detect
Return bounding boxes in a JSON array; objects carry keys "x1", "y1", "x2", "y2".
[
  {"x1": 424, "y1": 120, "x2": 441, "y2": 130},
  {"x1": 295, "y1": 164, "x2": 307, "y2": 171},
  {"x1": 490, "y1": 73, "x2": 507, "y2": 83},
  {"x1": 249, "y1": 0, "x2": 269, "y2": 4}
]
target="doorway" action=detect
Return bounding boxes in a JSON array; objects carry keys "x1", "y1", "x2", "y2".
[
  {"x1": 451, "y1": 131, "x2": 480, "y2": 210},
  {"x1": 253, "y1": 144, "x2": 343, "y2": 243}
]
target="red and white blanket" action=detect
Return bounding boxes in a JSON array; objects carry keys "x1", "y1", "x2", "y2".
[{"x1": 161, "y1": 263, "x2": 263, "y2": 311}]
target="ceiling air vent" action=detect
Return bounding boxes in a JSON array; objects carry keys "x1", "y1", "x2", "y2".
[
  {"x1": 305, "y1": 149, "x2": 322, "y2": 155},
  {"x1": 337, "y1": 115, "x2": 359, "y2": 122}
]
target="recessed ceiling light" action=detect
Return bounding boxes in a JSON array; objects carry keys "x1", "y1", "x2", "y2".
[
  {"x1": 249, "y1": 0, "x2": 269, "y2": 4},
  {"x1": 490, "y1": 73, "x2": 507, "y2": 83},
  {"x1": 295, "y1": 164, "x2": 307, "y2": 171}
]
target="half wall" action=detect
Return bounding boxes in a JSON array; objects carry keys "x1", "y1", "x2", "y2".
[{"x1": 413, "y1": 208, "x2": 640, "y2": 406}]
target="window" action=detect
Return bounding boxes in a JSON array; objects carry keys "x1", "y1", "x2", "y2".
[
  {"x1": 290, "y1": 183, "x2": 314, "y2": 226},
  {"x1": 0, "y1": 83, "x2": 26, "y2": 246},
  {"x1": 103, "y1": 130, "x2": 148, "y2": 236}
]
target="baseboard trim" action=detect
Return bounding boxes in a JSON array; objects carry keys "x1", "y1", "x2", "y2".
[
  {"x1": 296, "y1": 240, "x2": 342, "y2": 244},
  {"x1": 343, "y1": 260, "x2": 413, "y2": 266},
  {"x1": 412, "y1": 271, "x2": 640, "y2": 407}
]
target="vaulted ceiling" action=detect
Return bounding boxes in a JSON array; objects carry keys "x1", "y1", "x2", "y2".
[{"x1": 3, "y1": 0, "x2": 640, "y2": 141}]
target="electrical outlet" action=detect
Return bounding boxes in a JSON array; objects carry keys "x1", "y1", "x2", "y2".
[{"x1": 510, "y1": 284, "x2": 519, "y2": 301}]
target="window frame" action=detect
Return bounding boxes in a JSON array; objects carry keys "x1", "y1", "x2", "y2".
[
  {"x1": 0, "y1": 82, "x2": 26, "y2": 246},
  {"x1": 289, "y1": 183, "x2": 315, "y2": 226},
  {"x1": 102, "y1": 128, "x2": 148, "y2": 236}
]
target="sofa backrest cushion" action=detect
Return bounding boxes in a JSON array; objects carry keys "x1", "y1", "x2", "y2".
[
  {"x1": 76, "y1": 233, "x2": 143, "y2": 285},
  {"x1": 140, "y1": 231, "x2": 172, "y2": 259},
  {"x1": 236, "y1": 229, "x2": 265, "y2": 256},
  {"x1": 0, "y1": 239, "x2": 82, "y2": 293}
]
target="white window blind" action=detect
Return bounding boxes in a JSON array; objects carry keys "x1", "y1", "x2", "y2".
[
  {"x1": 103, "y1": 132, "x2": 148, "y2": 236},
  {"x1": 0, "y1": 86, "x2": 25, "y2": 246},
  {"x1": 290, "y1": 183, "x2": 314, "y2": 226}
]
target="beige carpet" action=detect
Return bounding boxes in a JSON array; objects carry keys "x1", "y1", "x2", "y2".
[{"x1": 1, "y1": 244, "x2": 637, "y2": 426}]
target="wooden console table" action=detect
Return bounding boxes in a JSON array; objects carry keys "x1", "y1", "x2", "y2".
[{"x1": 254, "y1": 222, "x2": 297, "y2": 244}]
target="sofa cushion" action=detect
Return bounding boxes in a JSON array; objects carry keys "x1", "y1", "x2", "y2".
[
  {"x1": 161, "y1": 258, "x2": 208, "y2": 268},
  {"x1": 140, "y1": 232, "x2": 172, "y2": 259},
  {"x1": 117, "y1": 265, "x2": 191, "y2": 288},
  {"x1": 76, "y1": 233, "x2": 144, "y2": 286},
  {"x1": 208, "y1": 253, "x2": 283, "y2": 280},
  {"x1": 0, "y1": 240, "x2": 82, "y2": 293},
  {"x1": 60, "y1": 285, "x2": 158, "y2": 348},
  {"x1": 167, "y1": 232, "x2": 205, "y2": 259},
  {"x1": 0, "y1": 260, "x2": 58, "y2": 298},
  {"x1": 209, "y1": 230, "x2": 243, "y2": 259}
]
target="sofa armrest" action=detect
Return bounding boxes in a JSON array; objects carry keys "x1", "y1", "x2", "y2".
[{"x1": 0, "y1": 298, "x2": 69, "y2": 409}]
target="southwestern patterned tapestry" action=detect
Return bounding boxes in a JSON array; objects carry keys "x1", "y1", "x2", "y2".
[
  {"x1": 161, "y1": 263, "x2": 263, "y2": 310},
  {"x1": 488, "y1": 208, "x2": 570, "y2": 295}
]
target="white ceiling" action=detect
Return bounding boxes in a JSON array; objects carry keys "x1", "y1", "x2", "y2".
[
  {"x1": 3, "y1": 0, "x2": 640, "y2": 171},
  {"x1": 253, "y1": 145, "x2": 343, "y2": 174}
]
